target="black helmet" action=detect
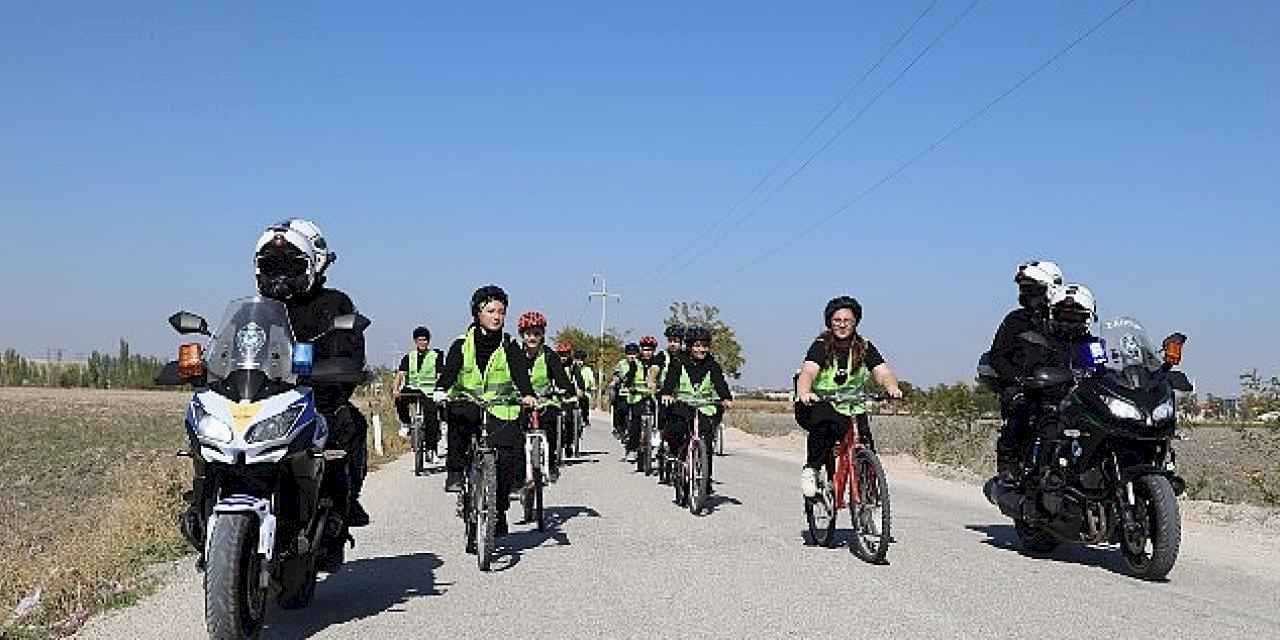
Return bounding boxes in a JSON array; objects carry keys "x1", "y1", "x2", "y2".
[
  {"x1": 824, "y1": 296, "x2": 862, "y2": 328},
  {"x1": 685, "y1": 325, "x2": 712, "y2": 345},
  {"x1": 624, "y1": 342, "x2": 640, "y2": 355},
  {"x1": 573, "y1": 349, "x2": 587, "y2": 359},
  {"x1": 470, "y1": 285, "x2": 509, "y2": 316},
  {"x1": 663, "y1": 323, "x2": 686, "y2": 339},
  {"x1": 412, "y1": 326, "x2": 431, "y2": 340}
]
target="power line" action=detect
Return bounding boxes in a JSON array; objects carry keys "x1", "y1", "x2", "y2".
[
  {"x1": 665, "y1": 0, "x2": 981, "y2": 278},
  {"x1": 711, "y1": 0, "x2": 1138, "y2": 290},
  {"x1": 650, "y1": 0, "x2": 943, "y2": 280}
]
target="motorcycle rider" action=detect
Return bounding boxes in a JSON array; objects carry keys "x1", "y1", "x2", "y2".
[
  {"x1": 659, "y1": 325, "x2": 733, "y2": 490},
  {"x1": 574, "y1": 348, "x2": 595, "y2": 426},
  {"x1": 254, "y1": 219, "x2": 372, "y2": 527},
  {"x1": 433, "y1": 285, "x2": 537, "y2": 538},
  {"x1": 624, "y1": 336, "x2": 660, "y2": 462},
  {"x1": 515, "y1": 312, "x2": 576, "y2": 482},
  {"x1": 795, "y1": 297, "x2": 903, "y2": 498},
  {"x1": 394, "y1": 326, "x2": 444, "y2": 459},
  {"x1": 988, "y1": 260, "x2": 1064, "y2": 485}
]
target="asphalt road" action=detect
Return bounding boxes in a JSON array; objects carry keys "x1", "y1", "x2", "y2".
[{"x1": 77, "y1": 411, "x2": 1280, "y2": 639}]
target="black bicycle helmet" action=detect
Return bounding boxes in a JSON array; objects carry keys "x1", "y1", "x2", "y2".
[
  {"x1": 663, "y1": 323, "x2": 686, "y2": 339},
  {"x1": 624, "y1": 342, "x2": 640, "y2": 355},
  {"x1": 824, "y1": 296, "x2": 862, "y2": 328},
  {"x1": 470, "y1": 285, "x2": 509, "y2": 316},
  {"x1": 685, "y1": 325, "x2": 712, "y2": 345}
]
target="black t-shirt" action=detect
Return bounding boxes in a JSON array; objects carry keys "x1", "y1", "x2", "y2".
[{"x1": 803, "y1": 338, "x2": 885, "y2": 371}]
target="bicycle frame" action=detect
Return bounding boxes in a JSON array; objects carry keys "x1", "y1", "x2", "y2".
[
  {"x1": 525, "y1": 409, "x2": 549, "y2": 488},
  {"x1": 829, "y1": 416, "x2": 868, "y2": 511}
]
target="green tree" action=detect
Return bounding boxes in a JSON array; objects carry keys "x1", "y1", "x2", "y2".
[
  {"x1": 552, "y1": 325, "x2": 625, "y2": 390},
  {"x1": 663, "y1": 301, "x2": 745, "y2": 379}
]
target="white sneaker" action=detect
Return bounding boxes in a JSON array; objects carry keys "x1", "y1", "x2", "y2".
[
  {"x1": 801, "y1": 467, "x2": 818, "y2": 498},
  {"x1": 398, "y1": 425, "x2": 410, "y2": 438},
  {"x1": 625, "y1": 451, "x2": 637, "y2": 463}
]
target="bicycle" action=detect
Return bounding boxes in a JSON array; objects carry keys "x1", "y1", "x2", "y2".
[
  {"x1": 450, "y1": 394, "x2": 515, "y2": 572},
  {"x1": 670, "y1": 397, "x2": 722, "y2": 516},
  {"x1": 401, "y1": 389, "x2": 436, "y2": 476},
  {"x1": 803, "y1": 392, "x2": 894, "y2": 564},
  {"x1": 520, "y1": 407, "x2": 549, "y2": 532},
  {"x1": 637, "y1": 397, "x2": 660, "y2": 476}
]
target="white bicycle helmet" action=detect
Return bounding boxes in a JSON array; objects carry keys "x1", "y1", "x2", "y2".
[
  {"x1": 254, "y1": 222, "x2": 319, "y2": 300},
  {"x1": 1049, "y1": 283, "x2": 1097, "y2": 325}
]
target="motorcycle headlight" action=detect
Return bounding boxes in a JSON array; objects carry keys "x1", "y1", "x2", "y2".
[
  {"x1": 246, "y1": 406, "x2": 304, "y2": 443},
  {"x1": 1151, "y1": 399, "x2": 1175, "y2": 423},
  {"x1": 1104, "y1": 396, "x2": 1144, "y2": 422},
  {"x1": 192, "y1": 404, "x2": 234, "y2": 443}
]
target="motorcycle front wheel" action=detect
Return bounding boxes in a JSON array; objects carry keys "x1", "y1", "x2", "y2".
[
  {"x1": 1121, "y1": 474, "x2": 1181, "y2": 581},
  {"x1": 204, "y1": 514, "x2": 267, "y2": 639}
]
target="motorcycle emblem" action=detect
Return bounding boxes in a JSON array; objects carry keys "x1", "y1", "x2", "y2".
[{"x1": 235, "y1": 322, "x2": 268, "y2": 365}]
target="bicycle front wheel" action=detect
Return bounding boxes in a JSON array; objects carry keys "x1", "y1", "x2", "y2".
[
  {"x1": 849, "y1": 449, "x2": 891, "y2": 564},
  {"x1": 476, "y1": 453, "x2": 498, "y2": 571},
  {"x1": 413, "y1": 424, "x2": 425, "y2": 476},
  {"x1": 689, "y1": 439, "x2": 708, "y2": 516}
]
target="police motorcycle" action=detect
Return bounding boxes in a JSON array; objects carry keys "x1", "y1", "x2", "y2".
[
  {"x1": 980, "y1": 317, "x2": 1192, "y2": 580},
  {"x1": 159, "y1": 296, "x2": 370, "y2": 639}
]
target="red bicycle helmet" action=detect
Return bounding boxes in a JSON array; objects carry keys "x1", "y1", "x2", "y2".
[
  {"x1": 554, "y1": 341, "x2": 573, "y2": 354},
  {"x1": 517, "y1": 311, "x2": 547, "y2": 333},
  {"x1": 639, "y1": 335, "x2": 658, "y2": 348}
]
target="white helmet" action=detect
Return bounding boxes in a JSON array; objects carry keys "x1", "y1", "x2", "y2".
[
  {"x1": 254, "y1": 222, "x2": 319, "y2": 300},
  {"x1": 1015, "y1": 260, "x2": 1064, "y2": 289},
  {"x1": 1049, "y1": 283, "x2": 1097, "y2": 325},
  {"x1": 272, "y1": 218, "x2": 335, "y2": 276}
]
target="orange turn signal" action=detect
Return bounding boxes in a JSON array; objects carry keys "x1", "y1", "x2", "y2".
[
  {"x1": 1163, "y1": 341, "x2": 1182, "y2": 366},
  {"x1": 178, "y1": 343, "x2": 205, "y2": 381}
]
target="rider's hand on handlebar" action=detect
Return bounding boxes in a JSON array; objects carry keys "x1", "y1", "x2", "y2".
[
  {"x1": 798, "y1": 392, "x2": 819, "y2": 405},
  {"x1": 660, "y1": 395, "x2": 673, "y2": 406},
  {"x1": 432, "y1": 390, "x2": 448, "y2": 404},
  {"x1": 520, "y1": 395, "x2": 537, "y2": 408},
  {"x1": 886, "y1": 387, "x2": 904, "y2": 400},
  {"x1": 721, "y1": 399, "x2": 733, "y2": 410}
]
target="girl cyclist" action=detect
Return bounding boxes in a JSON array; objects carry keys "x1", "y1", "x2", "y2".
[{"x1": 795, "y1": 296, "x2": 903, "y2": 498}]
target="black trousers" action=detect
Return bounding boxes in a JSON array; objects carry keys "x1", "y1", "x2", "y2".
[
  {"x1": 795, "y1": 402, "x2": 872, "y2": 469},
  {"x1": 612, "y1": 396, "x2": 628, "y2": 433},
  {"x1": 326, "y1": 403, "x2": 370, "y2": 500},
  {"x1": 626, "y1": 398, "x2": 656, "y2": 452},
  {"x1": 446, "y1": 403, "x2": 523, "y2": 513},
  {"x1": 395, "y1": 390, "x2": 441, "y2": 450},
  {"x1": 997, "y1": 393, "x2": 1034, "y2": 466},
  {"x1": 661, "y1": 403, "x2": 722, "y2": 479},
  {"x1": 579, "y1": 396, "x2": 591, "y2": 424}
]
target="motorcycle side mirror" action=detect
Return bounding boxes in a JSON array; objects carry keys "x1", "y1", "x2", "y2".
[
  {"x1": 331, "y1": 313, "x2": 371, "y2": 333},
  {"x1": 169, "y1": 311, "x2": 210, "y2": 336},
  {"x1": 1162, "y1": 332, "x2": 1187, "y2": 366}
]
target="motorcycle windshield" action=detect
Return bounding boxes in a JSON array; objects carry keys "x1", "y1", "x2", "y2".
[
  {"x1": 1098, "y1": 316, "x2": 1161, "y2": 387},
  {"x1": 205, "y1": 296, "x2": 297, "y2": 384}
]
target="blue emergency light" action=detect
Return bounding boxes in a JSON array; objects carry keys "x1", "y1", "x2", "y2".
[{"x1": 292, "y1": 343, "x2": 315, "y2": 376}]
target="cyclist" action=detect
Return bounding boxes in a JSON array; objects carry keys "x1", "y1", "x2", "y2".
[
  {"x1": 610, "y1": 343, "x2": 640, "y2": 440},
  {"x1": 433, "y1": 285, "x2": 537, "y2": 538},
  {"x1": 795, "y1": 296, "x2": 903, "y2": 499},
  {"x1": 555, "y1": 342, "x2": 586, "y2": 459},
  {"x1": 394, "y1": 326, "x2": 444, "y2": 459},
  {"x1": 659, "y1": 325, "x2": 733, "y2": 490},
  {"x1": 988, "y1": 260, "x2": 1064, "y2": 485},
  {"x1": 647, "y1": 324, "x2": 684, "y2": 391},
  {"x1": 624, "y1": 336, "x2": 660, "y2": 462},
  {"x1": 515, "y1": 311, "x2": 576, "y2": 482},
  {"x1": 574, "y1": 348, "x2": 595, "y2": 426}
]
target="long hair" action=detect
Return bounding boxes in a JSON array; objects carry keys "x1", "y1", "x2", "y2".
[{"x1": 816, "y1": 329, "x2": 867, "y2": 371}]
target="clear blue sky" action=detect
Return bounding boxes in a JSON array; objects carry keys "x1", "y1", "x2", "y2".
[{"x1": 1, "y1": 1, "x2": 1275, "y2": 394}]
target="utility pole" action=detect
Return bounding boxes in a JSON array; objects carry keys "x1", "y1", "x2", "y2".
[{"x1": 588, "y1": 274, "x2": 621, "y2": 407}]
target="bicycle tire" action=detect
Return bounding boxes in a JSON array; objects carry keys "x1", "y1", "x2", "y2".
[
  {"x1": 716, "y1": 419, "x2": 725, "y2": 456},
  {"x1": 689, "y1": 439, "x2": 708, "y2": 516},
  {"x1": 535, "y1": 466, "x2": 545, "y2": 532},
  {"x1": 477, "y1": 452, "x2": 497, "y2": 571},
  {"x1": 805, "y1": 464, "x2": 837, "y2": 547},
  {"x1": 849, "y1": 449, "x2": 891, "y2": 564},
  {"x1": 413, "y1": 423, "x2": 425, "y2": 476}
]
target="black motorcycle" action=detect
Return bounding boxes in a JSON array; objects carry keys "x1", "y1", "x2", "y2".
[{"x1": 980, "y1": 316, "x2": 1192, "y2": 580}]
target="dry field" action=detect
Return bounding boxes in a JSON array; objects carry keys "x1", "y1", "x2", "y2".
[{"x1": 0, "y1": 387, "x2": 406, "y2": 639}]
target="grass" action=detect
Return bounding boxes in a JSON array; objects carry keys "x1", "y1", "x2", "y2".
[{"x1": 0, "y1": 386, "x2": 408, "y2": 639}]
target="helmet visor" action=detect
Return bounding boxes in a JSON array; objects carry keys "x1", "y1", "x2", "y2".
[{"x1": 257, "y1": 252, "x2": 309, "y2": 278}]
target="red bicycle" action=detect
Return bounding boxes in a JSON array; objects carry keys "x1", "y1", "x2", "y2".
[{"x1": 804, "y1": 392, "x2": 893, "y2": 563}]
